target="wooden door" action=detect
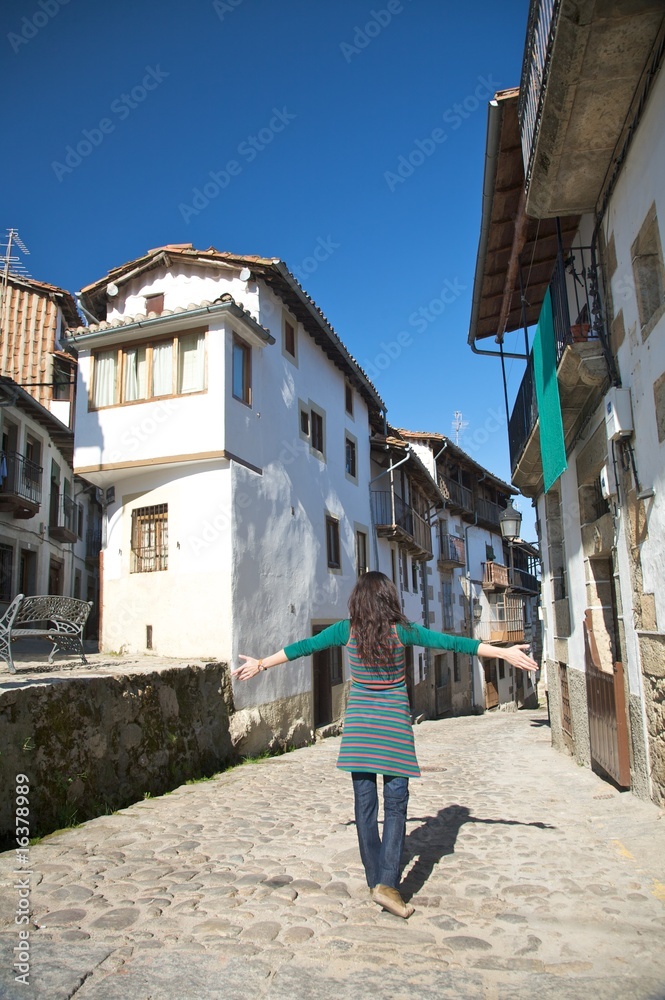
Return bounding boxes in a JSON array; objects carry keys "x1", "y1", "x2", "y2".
[
  {"x1": 484, "y1": 658, "x2": 499, "y2": 709},
  {"x1": 435, "y1": 654, "x2": 452, "y2": 716},
  {"x1": 48, "y1": 558, "x2": 62, "y2": 595}
]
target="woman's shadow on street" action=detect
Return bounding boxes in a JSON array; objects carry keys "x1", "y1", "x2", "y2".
[{"x1": 399, "y1": 804, "x2": 556, "y2": 901}]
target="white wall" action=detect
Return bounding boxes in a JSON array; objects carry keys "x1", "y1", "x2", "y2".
[{"x1": 603, "y1": 64, "x2": 665, "y2": 635}]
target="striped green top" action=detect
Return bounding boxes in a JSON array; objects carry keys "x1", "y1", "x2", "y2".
[
  {"x1": 284, "y1": 621, "x2": 481, "y2": 661},
  {"x1": 285, "y1": 622, "x2": 480, "y2": 777}
]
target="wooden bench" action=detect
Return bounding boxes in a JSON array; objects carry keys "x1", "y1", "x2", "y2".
[{"x1": 0, "y1": 594, "x2": 93, "y2": 674}]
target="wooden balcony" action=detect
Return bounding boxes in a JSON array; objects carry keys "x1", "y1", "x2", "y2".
[
  {"x1": 371, "y1": 490, "x2": 433, "y2": 559},
  {"x1": 0, "y1": 452, "x2": 42, "y2": 519},
  {"x1": 475, "y1": 497, "x2": 501, "y2": 529},
  {"x1": 476, "y1": 618, "x2": 525, "y2": 644},
  {"x1": 438, "y1": 532, "x2": 466, "y2": 569},
  {"x1": 439, "y1": 475, "x2": 473, "y2": 515},
  {"x1": 482, "y1": 561, "x2": 509, "y2": 590},
  {"x1": 509, "y1": 566, "x2": 539, "y2": 593}
]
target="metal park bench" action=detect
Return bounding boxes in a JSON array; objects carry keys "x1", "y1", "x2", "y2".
[{"x1": 0, "y1": 594, "x2": 93, "y2": 674}]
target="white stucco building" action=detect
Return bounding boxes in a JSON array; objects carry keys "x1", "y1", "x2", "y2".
[{"x1": 70, "y1": 245, "x2": 388, "y2": 745}]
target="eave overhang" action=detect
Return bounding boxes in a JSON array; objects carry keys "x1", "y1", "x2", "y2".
[{"x1": 468, "y1": 89, "x2": 579, "y2": 349}]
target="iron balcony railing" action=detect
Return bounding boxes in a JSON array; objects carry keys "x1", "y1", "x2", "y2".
[
  {"x1": 439, "y1": 532, "x2": 466, "y2": 566},
  {"x1": 439, "y1": 475, "x2": 473, "y2": 513},
  {"x1": 86, "y1": 527, "x2": 102, "y2": 559},
  {"x1": 371, "y1": 490, "x2": 432, "y2": 555},
  {"x1": 475, "y1": 497, "x2": 502, "y2": 528},
  {"x1": 518, "y1": 0, "x2": 560, "y2": 191},
  {"x1": 508, "y1": 245, "x2": 606, "y2": 474},
  {"x1": 50, "y1": 493, "x2": 77, "y2": 533},
  {"x1": 0, "y1": 452, "x2": 43, "y2": 506}
]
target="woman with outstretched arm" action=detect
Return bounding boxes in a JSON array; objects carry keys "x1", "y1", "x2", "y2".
[{"x1": 232, "y1": 571, "x2": 537, "y2": 919}]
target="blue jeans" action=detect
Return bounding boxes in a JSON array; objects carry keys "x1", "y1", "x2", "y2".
[{"x1": 351, "y1": 772, "x2": 409, "y2": 889}]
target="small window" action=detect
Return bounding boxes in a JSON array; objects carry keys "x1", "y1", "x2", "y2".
[
  {"x1": 145, "y1": 293, "x2": 164, "y2": 315},
  {"x1": 77, "y1": 503, "x2": 84, "y2": 539},
  {"x1": 401, "y1": 550, "x2": 409, "y2": 591},
  {"x1": 412, "y1": 559, "x2": 419, "y2": 593},
  {"x1": 326, "y1": 515, "x2": 340, "y2": 569},
  {"x1": 300, "y1": 409, "x2": 310, "y2": 435},
  {"x1": 486, "y1": 543, "x2": 496, "y2": 562},
  {"x1": 131, "y1": 504, "x2": 168, "y2": 573},
  {"x1": 232, "y1": 336, "x2": 251, "y2": 405},
  {"x1": 498, "y1": 661, "x2": 505, "y2": 680},
  {"x1": 52, "y1": 357, "x2": 74, "y2": 400},
  {"x1": 284, "y1": 318, "x2": 296, "y2": 358},
  {"x1": 345, "y1": 437, "x2": 356, "y2": 478},
  {"x1": 345, "y1": 383, "x2": 353, "y2": 416},
  {"x1": 391, "y1": 548, "x2": 397, "y2": 584},
  {"x1": 356, "y1": 530, "x2": 368, "y2": 576},
  {"x1": 311, "y1": 411, "x2": 324, "y2": 454}
]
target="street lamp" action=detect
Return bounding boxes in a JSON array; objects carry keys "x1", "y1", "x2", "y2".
[
  {"x1": 500, "y1": 500, "x2": 522, "y2": 589},
  {"x1": 499, "y1": 500, "x2": 522, "y2": 542}
]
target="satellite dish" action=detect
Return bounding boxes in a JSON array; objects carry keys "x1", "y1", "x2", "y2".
[
  {"x1": 239, "y1": 267, "x2": 251, "y2": 281},
  {"x1": 107, "y1": 282, "x2": 119, "y2": 297}
]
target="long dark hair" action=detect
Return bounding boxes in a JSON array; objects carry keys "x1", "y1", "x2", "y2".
[{"x1": 348, "y1": 571, "x2": 410, "y2": 666}]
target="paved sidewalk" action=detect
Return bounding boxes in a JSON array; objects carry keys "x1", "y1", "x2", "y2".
[{"x1": 1, "y1": 708, "x2": 665, "y2": 1000}]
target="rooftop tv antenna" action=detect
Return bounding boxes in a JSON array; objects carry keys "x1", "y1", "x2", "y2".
[
  {"x1": 452, "y1": 410, "x2": 468, "y2": 445},
  {"x1": 1, "y1": 229, "x2": 33, "y2": 374},
  {"x1": 1, "y1": 228, "x2": 32, "y2": 282}
]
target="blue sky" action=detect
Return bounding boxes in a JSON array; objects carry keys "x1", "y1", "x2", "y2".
[{"x1": 1, "y1": 0, "x2": 535, "y2": 536}]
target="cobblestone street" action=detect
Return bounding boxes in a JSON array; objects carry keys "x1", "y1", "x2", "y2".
[{"x1": 1, "y1": 706, "x2": 664, "y2": 999}]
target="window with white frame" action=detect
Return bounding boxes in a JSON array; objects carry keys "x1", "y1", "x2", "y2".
[{"x1": 91, "y1": 331, "x2": 206, "y2": 408}]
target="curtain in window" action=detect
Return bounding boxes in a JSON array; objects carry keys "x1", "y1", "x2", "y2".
[
  {"x1": 152, "y1": 340, "x2": 173, "y2": 396},
  {"x1": 124, "y1": 346, "x2": 148, "y2": 401},
  {"x1": 178, "y1": 332, "x2": 205, "y2": 393},
  {"x1": 93, "y1": 351, "x2": 117, "y2": 407}
]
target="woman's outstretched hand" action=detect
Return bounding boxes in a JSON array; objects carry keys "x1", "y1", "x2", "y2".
[
  {"x1": 501, "y1": 644, "x2": 538, "y2": 673},
  {"x1": 232, "y1": 655, "x2": 261, "y2": 681}
]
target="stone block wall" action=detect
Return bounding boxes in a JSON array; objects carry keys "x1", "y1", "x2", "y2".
[{"x1": 0, "y1": 663, "x2": 236, "y2": 845}]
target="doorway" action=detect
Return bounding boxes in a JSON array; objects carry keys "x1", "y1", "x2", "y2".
[{"x1": 48, "y1": 558, "x2": 63, "y2": 595}]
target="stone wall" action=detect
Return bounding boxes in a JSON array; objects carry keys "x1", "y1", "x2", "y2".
[
  {"x1": 639, "y1": 633, "x2": 665, "y2": 806},
  {"x1": 0, "y1": 663, "x2": 236, "y2": 845}
]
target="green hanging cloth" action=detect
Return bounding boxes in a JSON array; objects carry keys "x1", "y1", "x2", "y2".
[{"x1": 532, "y1": 288, "x2": 567, "y2": 492}]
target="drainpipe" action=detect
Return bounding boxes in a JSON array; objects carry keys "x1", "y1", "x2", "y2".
[{"x1": 369, "y1": 446, "x2": 412, "y2": 572}]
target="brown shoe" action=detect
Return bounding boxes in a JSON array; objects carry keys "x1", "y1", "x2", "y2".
[{"x1": 371, "y1": 884, "x2": 415, "y2": 919}]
